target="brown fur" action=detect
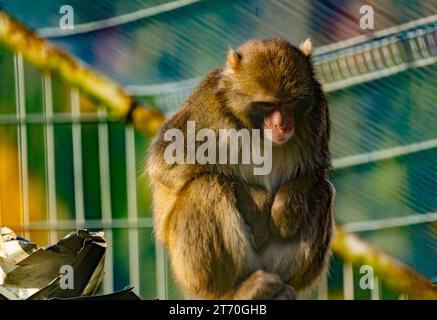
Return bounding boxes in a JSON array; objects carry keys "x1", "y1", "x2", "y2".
[{"x1": 147, "y1": 38, "x2": 334, "y2": 299}]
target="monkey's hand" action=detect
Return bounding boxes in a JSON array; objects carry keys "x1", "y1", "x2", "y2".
[
  {"x1": 235, "y1": 182, "x2": 272, "y2": 249},
  {"x1": 269, "y1": 178, "x2": 311, "y2": 239},
  {"x1": 273, "y1": 284, "x2": 297, "y2": 300}
]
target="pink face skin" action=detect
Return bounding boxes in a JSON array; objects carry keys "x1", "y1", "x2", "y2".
[{"x1": 263, "y1": 109, "x2": 295, "y2": 144}]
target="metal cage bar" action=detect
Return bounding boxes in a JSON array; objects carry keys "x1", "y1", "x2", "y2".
[
  {"x1": 42, "y1": 72, "x2": 58, "y2": 243},
  {"x1": 343, "y1": 262, "x2": 354, "y2": 300},
  {"x1": 71, "y1": 88, "x2": 85, "y2": 228},
  {"x1": 125, "y1": 125, "x2": 141, "y2": 295},
  {"x1": 156, "y1": 244, "x2": 169, "y2": 299},
  {"x1": 97, "y1": 107, "x2": 115, "y2": 294},
  {"x1": 1, "y1": 11, "x2": 436, "y2": 300},
  {"x1": 13, "y1": 52, "x2": 30, "y2": 239}
]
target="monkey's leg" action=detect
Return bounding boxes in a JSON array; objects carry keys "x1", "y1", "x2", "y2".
[
  {"x1": 164, "y1": 175, "x2": 284, "y2": 300},
  {"x1": 232, "y1": 270, "x2": 290, "y2": 300}
]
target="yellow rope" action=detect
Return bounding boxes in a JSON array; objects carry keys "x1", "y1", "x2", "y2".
[
  {"x1": 0, "y1": 12, "x2": 165, "y2": 136},
  {"x1": 334, "y1": 226, "x2": 437, "y2": 299}
]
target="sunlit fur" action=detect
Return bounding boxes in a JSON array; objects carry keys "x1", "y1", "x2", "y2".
[{"x1": 147, "y1": 38, "x2": 334, "y2": 299}]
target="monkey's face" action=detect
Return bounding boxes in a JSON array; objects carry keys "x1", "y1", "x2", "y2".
[
  {"x1": 253, "y1": 100, "x2": 297, "y2": 145},
  {"x1": 222, "y1": 38, "x2": 315, "y2": 145}
]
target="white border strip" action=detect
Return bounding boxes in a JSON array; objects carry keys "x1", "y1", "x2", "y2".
[
  {"x1": 156, "y1": 244, "x2": 169, "y2": 299},
  {"x1": 126, "y1": 77, "x2": 201, "y2": 96},
  {"x1": 125, "y1": 125, "x2": 141, "y2": 295}
]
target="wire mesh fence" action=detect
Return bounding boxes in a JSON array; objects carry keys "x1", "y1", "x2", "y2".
[{"x1": 127, "y1": 15, "x2": 437, "y2": 112}]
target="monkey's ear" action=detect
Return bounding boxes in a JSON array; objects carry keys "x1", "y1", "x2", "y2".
[
  {"x1": 226, "y1": 48, "x2": 241, "y2": 73},
  {"x1": 299, "y1": 38, "x2": 312, "y2": 57}
]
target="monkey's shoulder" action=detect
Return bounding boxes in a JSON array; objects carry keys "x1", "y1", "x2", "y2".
[{"x1": 150, "y1": 68, "x2": 227, "y2": 151}]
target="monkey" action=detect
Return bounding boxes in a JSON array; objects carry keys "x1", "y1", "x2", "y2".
[{"x1": 147, "y1": 38, "x2": 334, "y2": 300}]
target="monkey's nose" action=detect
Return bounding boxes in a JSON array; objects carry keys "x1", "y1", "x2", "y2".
[
  {"x1": 271, "y1": 111, "x2": 287, "y2": 131},
  {"x1": 273, "y1": 123, "x2": 285, "y2": 133}
]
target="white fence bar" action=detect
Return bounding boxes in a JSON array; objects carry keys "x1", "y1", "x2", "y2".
[
  {"x1": 0, "y1": 112, "x2": 113, "y2": 124},
  {"x1": 125, "y1": 125, "x2": 140, "y2": 295},
  {"x1": 371, "y1": 275, "x2": 380, "y2": 300},
  {"x1": 333, "y1": 138, "x2": 437, "y2": 170},
  {"x1": 156, "y1": 244, "x2": 168, "y2": 299},
  {"x1": 317, "y1": 273, "x2": 329, "y2": 300},
  {"x1": 343, "y1": 262, "x2": 354, "y2": 300},
  {"x1": 13, "y1": 53, "x2": 29, "y2": 238},
  {"x1": 97, "y1": 108, "x2": 114, "y2": 294},
  {"x1": 71, "y1": 88, "x2": 85, "y2": 228},
  {"x1": 42, "y1": 73, "x2": 58, "y2": 243}
]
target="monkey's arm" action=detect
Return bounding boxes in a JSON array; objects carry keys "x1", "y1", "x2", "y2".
[
  {"x1": 234, "y1": 181, "x2": 272, "y2": 249},
  {"x1": 289, "y1": 179, "x2": 335, "y2": 289},
  {"x1": 269, "y1": 176, "x2": 314, "y2": 238}
]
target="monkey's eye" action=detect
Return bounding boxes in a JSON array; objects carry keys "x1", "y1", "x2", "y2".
[
  {"x1": 283, "y1": 102, "x2": 296, "y2": 109},
  {"x1": 256, "y1": 103, "x2": 277, "y2": 111},
  {"x1": 282, "y1": 98, "x2": 300, "y2": 109}
]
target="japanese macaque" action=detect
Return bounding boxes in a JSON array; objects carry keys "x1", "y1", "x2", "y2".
[{"x1": 147, "y1": 38, "x2": 334, "y2": 300}]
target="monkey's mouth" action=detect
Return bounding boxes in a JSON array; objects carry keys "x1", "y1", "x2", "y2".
[{"x1": 263, "y1": 110, "x2": 295, "y2": 144}]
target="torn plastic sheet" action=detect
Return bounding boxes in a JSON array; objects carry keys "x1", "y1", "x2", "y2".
[{"x1": 0, "y1": 228, "x2": 107, "y2": 300}]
